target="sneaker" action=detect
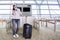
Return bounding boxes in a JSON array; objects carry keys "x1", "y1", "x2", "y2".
[
  {"x1": 13, "y1": 35, "x2": 16, "y2": 38},
  {"x1": 15, "y1": 34, "x2": 19, "y2": 38}
]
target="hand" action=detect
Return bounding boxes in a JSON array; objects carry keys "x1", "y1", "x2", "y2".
[{"x1": 20, "y1": 14, "x2": 23, "y2": 16}]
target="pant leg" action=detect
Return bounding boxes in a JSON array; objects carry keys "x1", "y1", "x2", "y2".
[
  {"x1": 12, "y1": 19, "x2": 16, "y2": 35},
  {"x1": 16, "y1": 19, "x2": 20, "y2": 34}
]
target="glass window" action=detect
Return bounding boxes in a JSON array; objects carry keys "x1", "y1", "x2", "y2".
[
  {"x1": 0, "y1": 1, "x2": 23, "y2": 4},
  {"x1": 31, "y1": 5, "x2": 39, "y2": 9},
  {"x1": 41, "y1": 10, "x2": 49, "y2": 14},
  {"x1": 49, "y1": 5, "x2": 59, "y2": 9},
  {"x1": 32, "y1": 10, "x2": 38, "y2": 14},
  {"x1": 36, "y1": 1, "x2": 41, "y2": 4},
  {"x1": 48, "y1": 1, "x2": 58, "y2": 4},
  {"x1": 40, "y1": 5, "x2": 48, "y2": 9},
  {"x1": 32, "y1": 14, "x2": 39, "y2": 19},
  {"x1": 0, "y1": 1, "x2": 11, "y2": 4},
  {"x1": 42, "y1": 1, "x2": 47, "y2": 4},
  {"x1": 0, "y1": 5, "x2": 11, "y2": 9},
  {"x1": 50, "y1": 10, "x2": 60, "y2": 14},
  {"x1": 41, "y1": 15, "x2": 51, "y2": 19},
  {"x1": 0, "y1": 10, "x2": 11, "y2": 14},
  {"x1": 12, "y1": 1, "x2": 23, "y2": 4},
  {"x1": 25, "y1": 1, "x2": 35, "y2": 4},
  {"x1": 51, "y1": 15, "x2": 58, "y2": 18},
  {"x1": 0, "y1": 15, "x2": 10, "y2": 19}
]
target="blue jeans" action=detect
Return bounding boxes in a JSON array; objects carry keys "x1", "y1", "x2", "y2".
[{"x1": 12, "y1": 19, "x2": 20, "y2": 35}]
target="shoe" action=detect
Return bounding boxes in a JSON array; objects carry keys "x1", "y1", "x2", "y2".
[
  {"x1": 13, "y1": 35, "x2": 16, "y2": 38},
  {"x1": 15, "y1": 34, "x2": 19, "y2": 38}
]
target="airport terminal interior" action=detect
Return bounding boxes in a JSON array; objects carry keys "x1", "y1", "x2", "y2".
[{"x1": 0, "y1": 0, "x2": 60, "y2": 40}]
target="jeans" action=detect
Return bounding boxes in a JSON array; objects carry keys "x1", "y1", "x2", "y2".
[{"x1": 12, "y1": 19, "x2": 20, "y2": 35}]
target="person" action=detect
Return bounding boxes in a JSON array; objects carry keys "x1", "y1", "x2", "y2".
[{"x1": 12, "y1": 3, "x2": 22, "y2": 38}]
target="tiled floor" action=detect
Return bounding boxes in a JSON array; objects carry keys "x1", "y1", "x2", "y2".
[
  {"x1": 0, "y1": 28, "x2": 39, "y2": 40},
  {"x1": 39, "y1": 27, "x2": 60, "y2": 40},
  {"x1": 0, "y1": 27, "x2": 60, "y2": 40}
]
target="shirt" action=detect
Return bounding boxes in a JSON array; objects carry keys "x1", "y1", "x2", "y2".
[{"x1": 12, "y1": 8, "x2": 22, "y2": 19}]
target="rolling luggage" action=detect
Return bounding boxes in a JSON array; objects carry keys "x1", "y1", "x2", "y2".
[{"x1": 23, "y1": 23, "x2": 32, "y2": 39}]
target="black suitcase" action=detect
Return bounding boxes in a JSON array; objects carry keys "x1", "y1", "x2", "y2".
[{"x1": 23, "y1": 23, "x2": 32, "y2": 39}]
